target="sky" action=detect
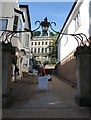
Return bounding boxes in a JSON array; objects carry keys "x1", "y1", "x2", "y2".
[{"x1": 18, "y1": 1, "x2": 75, "y2": 32}]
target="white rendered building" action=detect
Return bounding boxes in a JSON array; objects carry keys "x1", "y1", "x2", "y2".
[
  {"x1": 56, "y1": 0, "x2": 91, "y2": 84},
  {"x1": 19, "y1": 5, "x2": 32, "y2": 74},
  {"x1": 0, "y1": 1, "x2": 32, "y2": 80},
  {"x1": 31, "y1": 36, "x2": 53, "y2": 64}
]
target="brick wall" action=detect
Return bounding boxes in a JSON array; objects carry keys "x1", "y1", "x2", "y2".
[{"x1": 55, "y1": 51, "x2": 77, "y2": 85}]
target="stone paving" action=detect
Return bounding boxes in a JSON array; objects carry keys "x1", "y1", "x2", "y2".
[{"x1": 2, "y1": 75, "x2": 90, "y2": 118}]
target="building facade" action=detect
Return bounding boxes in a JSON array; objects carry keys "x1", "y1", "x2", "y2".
[
  {"x1": 0, "y1": 1, "x2": 32, "y2": 80},
  {"x1": 19, "y1": 5, "x2": 32, "y2": 74},
  {"x1": 56, "y1": 0, "x2": 91, "y2": 85},
  {"x1": 31, "y1": 36, "x2": 53, "y2": 64}
]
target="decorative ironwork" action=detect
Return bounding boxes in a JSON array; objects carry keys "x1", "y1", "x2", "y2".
[
  {"x1": 0, "y1": 20, "x2": 41, "y2": 44},
  {"x1": 0, "y1": 17, "x2": 91, "y2": 47},
  {"x1": 58, "y1": 32, "x2": 91, "y2": 46},
  {"x1": 0, "y1": 29, "x2": 32, "y2": 44},
  {"x1": 33, "y1": 21, "x2": 41, "y2": 32},
  {"x1": 50, "y1": 22, "x2": 59, "y2": 34}
]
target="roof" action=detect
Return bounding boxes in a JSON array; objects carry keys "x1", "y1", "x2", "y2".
[
  {"x1": 56, "y1": 1, "x2": 77, "y2": 44},
  {"x1": 19, "y1": 5, "x2": 31, "y2": 31}
]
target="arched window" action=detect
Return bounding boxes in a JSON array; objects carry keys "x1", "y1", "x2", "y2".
[
  {"x1": 38, "y1": 42, "x2": 40, "y2": 45},
  {"x1": 42, "y1": 42, "x2": 44, "y2": 45},
  {"x1": 31, "y1": 42, "x2": 33, "y2": 45},
  {"x1": 45, "y1": 41, "x2": 47, "y2": 45},
  {"x1": 35, "y1": 42, "x2": 37, "y2": 45}
]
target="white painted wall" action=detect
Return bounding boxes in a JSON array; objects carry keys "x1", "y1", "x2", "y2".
[
  {"x1": 20, "y1": 8, "x2": 30, "y2": 30},
  {"x1": 1, "y1": 1, "x2": 24, "y2": 50},
  {"x1": 0, "y1": 1, "x2": 32, "y2": 77},
  {"x1": 89, "y1": 1, "x2": 91, "y2": 36},
  {"x1": 2, "y1": 1, "x2": 19, "y2": 31},
  {"x1": 31, "y1": 38, "x2": 51, "y2": 54},
  {"x1": 19, "y1": 7, "x2": 32, "y2": 72},
  {"x1": 19, "y1": 7, "x2": 31, "y2": 49},
  {"x1": 58, "y1": 0, "x2": 91, "y2": 62}
]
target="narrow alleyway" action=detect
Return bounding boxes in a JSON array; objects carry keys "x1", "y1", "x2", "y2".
[{"x1": 2, "y1": 75, "x2": 90, "y2": 118}]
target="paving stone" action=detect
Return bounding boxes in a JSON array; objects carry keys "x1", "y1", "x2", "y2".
[{"x1": 2, "y1": 75, "x2": 90, "y2": 118}]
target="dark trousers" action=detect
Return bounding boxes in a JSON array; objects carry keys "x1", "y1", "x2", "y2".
[{"x1": 42, "y1": 72, "x2": 45, "y2": 76}]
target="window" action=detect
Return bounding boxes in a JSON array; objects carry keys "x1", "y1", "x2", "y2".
[
  {"x1": 38, "y1": 42, "x2": 40, "y2": 45},
  {"x1": 38, "y1": 48, "x2": 40, "y2": 53},
  {"x1": 74, "y1": 11, "x2": 81, "y2": 29},
  {"x1": 45, "y1": 41, "x2": 47, "y2": 45},
  {"x1": 31, "y1": 42, "x2": 33, "y2": 45},
  {"x1": 35, "y1": 42, "x2": 37, "y2": 45},
  {"x1": 13, "y1": 15, "x2": 19, "y2": 31},
  {"x1": 42, "y1": 42, "x2": 44, "y2": 45},
  {"x1": 45, "y1": 48, "x2": 47, "y2": 53},
  {"x1": 64, "y1": 30, "x2": 68, "y2": 46},
  {"x1": 34, "y1": 48, "x2": 36, "y2": 53},
  {"x1": 0, "y1": 19, "x2": 8, "y2": 30},
  {"x1": 49, "y1": 47, "x2": 51, "y2": 52},
  {"x1": 31, "y1": 48, "x2": 33, "y2": 53},
  {"x1": 42, "y1": 48, "x2": 44, "y2": 53},
  {"x1": 19, "y1": 19, "x2": 22, "y2": 31},
  {"x1": 19, "y1": 19, "x2": 22, "y2": 41},
  {"x1": 25, "y1": 34, "x2": 29, "y2": 47}
]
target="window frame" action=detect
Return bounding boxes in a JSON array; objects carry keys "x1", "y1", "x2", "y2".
[
  {"x1": 24, "y1": 33, "x2": 29, "y2": 48},
  {"x1": 35, "y1": 42, "x2": 37, "y2": 45},
  {"x1": 0, "y1": 19, "x2": 8, "y2": 30},
  {"x1": 74, "y1": 11, "x2": 81, "y2": 30},
  {"x1": 19, "y1": 19, "x2": 22, "y2": 42},
  {"x1": 13, "y1": 15, "x2": 19, "y2": 31},
  {"x1": 42, "y1": 42, "x2": 44, "y2": 45},
  {"x1": 45, "y1": 41, "x2": 47, "y2": 45},
  {"x1": 34, "y1": 48, "x2": 36, "y2": 53},
  {"x1": 42, "y1": 48, "x2": 44, "y2": 53},
  {"x1": 38, "y1": 48, "x2": 40, "y2": 53},
  {"x1": 31, "y1": 42, "x2": 33, "y2": 45},
  {"x1": 38, "y1": 42, "x2": 40, "y2": 45}
]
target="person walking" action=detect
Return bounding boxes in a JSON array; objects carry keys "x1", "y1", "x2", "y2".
[
  {"x1": 14, "y1": 65, "x2": 19, "y2": 83},
  {"x1": 41, "y1": 65, "x2": 46, "y2": 76}
]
